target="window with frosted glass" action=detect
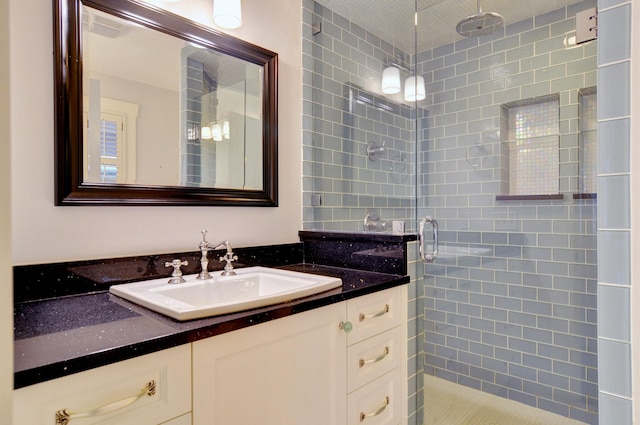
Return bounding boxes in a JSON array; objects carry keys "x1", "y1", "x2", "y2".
[
  {"x1": 503, "y1": 96, "x2": 560, "y2": 195},
  {"x1": 579, "y1": 87, "x2": 597, "y2": 193}
]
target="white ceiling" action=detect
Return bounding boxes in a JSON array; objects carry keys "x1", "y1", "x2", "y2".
[
  {"x1": 315, "y1": 0, "x2": 585, "y2": 53},
  {"x1": 85, "y1": 6, "x2": 260, "y2": 93}
]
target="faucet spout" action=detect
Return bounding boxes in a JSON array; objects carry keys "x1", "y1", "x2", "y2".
[
  {"x1": 195, "y1": 230, "x2": 238, "y2": 277},
  {"x1": 212, "y1": 240, "x2": 231, "y2": 252}
]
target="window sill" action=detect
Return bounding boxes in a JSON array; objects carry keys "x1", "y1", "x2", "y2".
[
  {"x1": 496, "y1": 194, "x2": 564, "y2": 201},
  {"x1": 573, "y1": 193, "x2": 597, "y2": 199}
]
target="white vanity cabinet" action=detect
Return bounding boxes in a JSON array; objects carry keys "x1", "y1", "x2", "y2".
[
  {"x1": 346, "y1": 286, "x2": 407, "y2": 425},
  {"x1": 192, "y1": 302, "x2": 348, "y2": 425},
  {"x1": 14, "y1": 285, "x2": 407, "y2": 425},
  {"x1": 192, "y1": 285, "x2": 407, "y2": 425},
  {"x1": 13, "y1": 344, "x2": 192, "y2": 425}
]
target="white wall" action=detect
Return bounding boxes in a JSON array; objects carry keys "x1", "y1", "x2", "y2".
[
  {"x1": 1, "y1": 0, "x2": 13, "y2": 418},
  {"x1": 91, "y1": 72, "x2": 180, "y2": 186},
  {"x1": 10, "y1": 0, "x2": 302, "y2": 265}
]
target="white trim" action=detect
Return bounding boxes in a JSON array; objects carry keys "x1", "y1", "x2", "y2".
[{"x1": 83, "y1": 97, "x2": 139, "y2": 184}]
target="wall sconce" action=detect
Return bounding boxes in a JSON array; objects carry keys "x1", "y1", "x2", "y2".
[
  {"x1": 202, "y1": 118, "x2": 230, "y2": 142},
  {"x1": 201, "y1": 124, "x2": 212, "y2": 140},
  {"x1": 212, "y1": 123, "x2": 223, "y2": 141},
  {"x1": 213, "y1": 0, "x2": 242, "y2": 29},
  {"x1": 381, "y1": 59, "x2": 426, "y2": 102},
  {"x1": 404, "y1": 75, "x2": 426, "y2": 102},
  {"x1": 222, "y1": 117, "x2": 230, "y2": 139},
  {"x1": 381, "y1": 66, "x2": 401, "y2": 94}
]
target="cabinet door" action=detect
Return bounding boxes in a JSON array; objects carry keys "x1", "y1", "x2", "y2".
[
  {"x1": 193, "y1": 303, "x2": 347, "y2": 425},
  {"x1": 13, "y1": 344, "x2": 191, "y2": 425}
]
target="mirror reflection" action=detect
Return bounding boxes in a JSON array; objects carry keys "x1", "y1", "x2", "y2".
[{"x1": 82, "y1": 6, "x2": 263, "y2": 190}]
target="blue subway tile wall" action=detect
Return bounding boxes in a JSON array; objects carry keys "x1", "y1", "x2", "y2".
[
  {"x1": 417, "y1": 2, "x2": 598, "y2": 424},
  {"x1": 302, "y1": 2, "x2": 423, "y2": 424},
  {"x1": 302, "y1": 0, "x2": 611, "y2": 424},
  {"x1": 596, "y1": 0, "x2": 633, "y2": 424},
  {"x1": 302, "y1": 0, "x2": 417, "y2": 233}
]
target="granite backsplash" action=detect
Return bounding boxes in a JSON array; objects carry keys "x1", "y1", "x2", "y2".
[{"x1": 14, "y1": 231, "x2": 416, "y2": 304}]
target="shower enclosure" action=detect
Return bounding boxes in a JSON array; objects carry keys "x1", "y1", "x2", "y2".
[{"x1": 303, "y1": 0, "x2": 598, "y2": 423}]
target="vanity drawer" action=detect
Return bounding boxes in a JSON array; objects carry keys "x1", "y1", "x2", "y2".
[
  {"x1": 347, "y1": 368, "x2": 403, "y2": 425},
  {"x1": 347, "y1": 286, "x2": 406, "y2": 345},
  {"x1": 13, "y1": 344, "x2": 191, "y2": 425},
  {"x1": 348, "y1": 326, "x2": 403, "y2": 393}
]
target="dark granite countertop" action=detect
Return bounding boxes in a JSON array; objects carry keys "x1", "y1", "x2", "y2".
[{"x1": 14, "y1": 263, "x2": 408, "y2": 389}]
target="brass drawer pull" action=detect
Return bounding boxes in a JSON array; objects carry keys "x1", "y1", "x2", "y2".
[
  {"x1": 359, "y1": 304, "x2": 389, "y2": 322},
  {"x1": 360, "y1": 396, "x2": 390, "y2": 422},
  {"x1": 359, "y1": 346, "x2": 390, "y2": 368},
  {"x1": 55, "y1": 380, "x2": 156, "y2": 425}
]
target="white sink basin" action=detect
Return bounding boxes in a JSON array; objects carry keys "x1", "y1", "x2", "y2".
[{"x1": 109, "y1": 266, "x2": 342, "y2": 321}]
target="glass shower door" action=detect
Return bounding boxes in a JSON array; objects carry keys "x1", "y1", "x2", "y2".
[{"x1": 415, "y1": 1, "x2": 598, "y2": 423}]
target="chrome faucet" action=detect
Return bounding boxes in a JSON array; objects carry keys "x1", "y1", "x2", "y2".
[
  {"x1": 216, "y1": 240, "x2": 238, "y2": 276},
  {"x1": 197, "y1": 230, "x2": 238, "y2": 278},
  {"x1": 197, "y1": 230, "x2": 213, "y2": 279},
  {"x1": 363, "y1": 210, "x2": 388, "y2": 232}
]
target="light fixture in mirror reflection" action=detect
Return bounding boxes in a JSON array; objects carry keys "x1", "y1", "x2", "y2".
[
  {"x1": 54, "y1": 0, "x2": 278, "y2": 206},
  {"x1": 201, "y1": 117, "x2": 230, "y2": 141}
]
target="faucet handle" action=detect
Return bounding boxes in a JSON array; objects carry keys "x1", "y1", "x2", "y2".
[{"x1": 165, "y1": 259, "x2": 188, "y2": 284}]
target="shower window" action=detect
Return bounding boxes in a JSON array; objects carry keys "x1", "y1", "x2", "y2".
[
  {"x1": 501, "y1": 95, "x2": 560, "y2": 197},
  {"x1": 579, "y1": 87, "x2": 597, "y2": 194}
]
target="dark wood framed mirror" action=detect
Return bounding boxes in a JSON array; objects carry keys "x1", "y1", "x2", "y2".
[{"x1": 54, "y1": 0, "x2": 278, "y2": 206}]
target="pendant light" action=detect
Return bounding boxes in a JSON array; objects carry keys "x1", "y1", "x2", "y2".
[
  {"x1": 404, "y1": 75, "x2": 426, "y2": 102},
  {"x1": 213, "y1": 0, "x2": 242, "y2": 29},
  {"x1": 381, "y1": 66, "x2": 401, "y2": 94},
  {"x1": 201, "y1": 124, "x2": 212, "y2": 140},
  {"x1": 222, "y1": 117, "x2": 230, "y2": 139},
  {"x1": 212, "y1": 123, "x2": 223, "y2": 141}
]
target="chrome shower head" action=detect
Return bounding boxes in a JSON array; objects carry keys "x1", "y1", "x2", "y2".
[{"x1": 456, "y1": 0, "x2": 504, "y2": 37}]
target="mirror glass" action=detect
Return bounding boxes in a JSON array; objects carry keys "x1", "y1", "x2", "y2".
[
  {"x1": 83, "y1": 6, "x2": 263, "y2": 190},
  {"x1": 55, "y1": 0, "x2": 278, "y2": 206}
]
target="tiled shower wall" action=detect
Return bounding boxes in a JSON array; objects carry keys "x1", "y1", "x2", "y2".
[
  {"x1": 595, "y1": 0, "x2": 633, "y2": 423},
  {"x1": 302, "y1": 0, "x2": 603, "y2": 424},
  {"x1": 181, "y1": 50, "x2": 218, "y2": 187},
  {"x1": 301, "y1": 2, "x2": 423, "y2": 424},
  {"x1": 419, "y1": 2, "x2": 598, "y2": 424},
  {"x1": 301, "y1": 1, "x2": 416, "y2": 233}
]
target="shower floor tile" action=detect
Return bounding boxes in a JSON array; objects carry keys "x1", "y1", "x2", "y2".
[{"x1": 424, "y1": 374, "x2": 586, "y2": 425}]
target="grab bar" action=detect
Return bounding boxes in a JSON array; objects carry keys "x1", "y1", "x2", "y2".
[{"x1": 419, "y1": 216, "x2": 438, "y2": 263}]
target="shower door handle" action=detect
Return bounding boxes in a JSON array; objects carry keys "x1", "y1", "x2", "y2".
[{"x1": 419, "y1": 216, "x2": 438, "y2": 263}]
